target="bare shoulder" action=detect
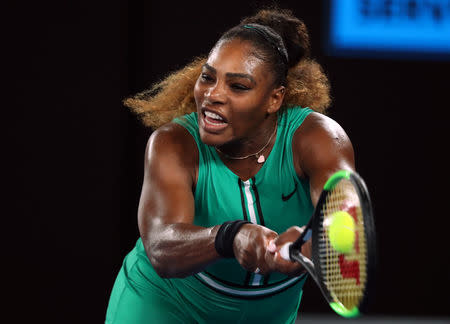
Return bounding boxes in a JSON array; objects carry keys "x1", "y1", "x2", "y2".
[
  {"x1": 292, "y1": 112, "x2": 354, "y2": 178},
  {"x1": 146, "y1": 122, "x2": 199, "y2": 182},
  {"x1": 295, "y1": 112, "x2": 349, "y2": 144},
  {"x1": 148, "y1": 122, "x2": 197, "y2": 156}
]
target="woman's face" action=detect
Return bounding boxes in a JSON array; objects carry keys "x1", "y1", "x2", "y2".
[{"x1": 194, "y1": 38, "x2": 283, "y2": 147}]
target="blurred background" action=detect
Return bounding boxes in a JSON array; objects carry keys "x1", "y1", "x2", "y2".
[{"x1": 5, "y1": 0, "x2": 449, "y2": 322}]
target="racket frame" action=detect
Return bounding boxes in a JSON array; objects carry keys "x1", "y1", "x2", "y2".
[{"x1": 284, "y1": 170, "x2": 376, "y2": 318}]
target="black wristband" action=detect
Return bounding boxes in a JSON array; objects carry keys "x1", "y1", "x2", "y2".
[{"x1": 215, "y1": 220, "x2": 251, "y2": 258}]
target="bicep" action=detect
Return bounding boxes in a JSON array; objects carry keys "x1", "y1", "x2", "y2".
[
  {"x1": 137, "y1": 125, "x2": 196, "y2": 240},
  {"x1": 295, "y1": 114, "x2": 355, "y2": 206}
]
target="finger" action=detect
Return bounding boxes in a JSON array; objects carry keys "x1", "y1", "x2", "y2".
[
  {"x1": 264, "y1": 230, "x2": 278, "y2": 244},
  {"x1": 262, "y1": 229, "x2": 278, "y2": 253},
  {"x1": 267, "y1": 239, "x2": 277, "y2": 253},
  {"x1": 255, "y1": 233, "x2": 277, "y2": 275},
  {"x1": 272, "y1": 226, "x2": 305, "y2": 247},
  {"x1": 272, "y1": 251, "x2": 306, "y2": 276},
  {"x1": 264, "y1": 248, "x2": 299, "y2": 276}
]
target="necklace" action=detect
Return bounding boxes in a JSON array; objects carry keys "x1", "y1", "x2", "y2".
[{"x1": 215, "y1": 121, "x2": 278, "y2": 164}]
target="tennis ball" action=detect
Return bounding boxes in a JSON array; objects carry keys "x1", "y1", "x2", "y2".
[{"x1": 328, "y1": 211, "x2": 355, "y2": 254}]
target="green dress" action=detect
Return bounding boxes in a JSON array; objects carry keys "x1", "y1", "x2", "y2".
[{"x1": 105, "y1": 107, "x2": 314, "y2": 324}]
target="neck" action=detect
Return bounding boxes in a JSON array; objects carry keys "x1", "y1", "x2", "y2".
[{"x1": 216, "y1": 115, "x2": 278, "y2": 159}]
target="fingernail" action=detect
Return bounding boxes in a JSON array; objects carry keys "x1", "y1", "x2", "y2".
[{"x1": 268, "y1": 240, "x2": 276, "y2": 252}]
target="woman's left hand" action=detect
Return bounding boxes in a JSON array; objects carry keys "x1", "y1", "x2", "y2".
[{"x1": 264, "y1": 226, "x2": 311, "y2": 277}]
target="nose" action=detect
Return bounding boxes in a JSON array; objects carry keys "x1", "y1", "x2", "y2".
[{"x1": 204, "y1": 82, "x2": 226, "y2": 106}]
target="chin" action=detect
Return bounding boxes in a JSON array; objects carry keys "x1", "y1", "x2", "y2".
[
  {"x1": 197, "y1": 113, "x2": 232, "y2": 146},
  {"x1": 199, "y1": 129, "x2": 226, "y2": 147}
]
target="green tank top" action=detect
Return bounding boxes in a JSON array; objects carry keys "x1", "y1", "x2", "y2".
[{"x1": 172, "y1": 107, "x2": 314, "y2": 297}]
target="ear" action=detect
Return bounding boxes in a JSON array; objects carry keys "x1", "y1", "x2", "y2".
[{"x1": 267, "y1": 86, "x2": 285, "y2": 114}]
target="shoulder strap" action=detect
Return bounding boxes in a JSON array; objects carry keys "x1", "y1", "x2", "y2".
[
  {"x1": 278, "y1": 107, "x2": 313, "y2": 180},
  {"x1": 172, "y1": 112, "x2": 201, "y2": 143}
]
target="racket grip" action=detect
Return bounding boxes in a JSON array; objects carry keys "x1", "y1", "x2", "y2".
[{"x1": 279, "y1": 242, "x2": 293, "y2": 261}]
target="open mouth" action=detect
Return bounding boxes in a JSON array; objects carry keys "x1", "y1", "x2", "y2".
[
  {"x1": 201, "y1": 108, "x2": 228, "y2": 132},
  {"x1": 204, "y1": 110, "x2": 227, "y2": 125}
]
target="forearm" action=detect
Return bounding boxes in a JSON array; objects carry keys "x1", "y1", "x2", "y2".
[{"x1": 142, "y1": 223, "x2": 221, "y2": 278}]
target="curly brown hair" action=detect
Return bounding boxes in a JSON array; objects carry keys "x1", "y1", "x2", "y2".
[{"x1": 124, "y1": 8, "x2": 331, "y2": 129}]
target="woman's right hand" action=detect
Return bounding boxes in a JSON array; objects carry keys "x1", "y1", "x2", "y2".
[{"x1": 232, "y1": 224, "x2": 278, "y2": 275}]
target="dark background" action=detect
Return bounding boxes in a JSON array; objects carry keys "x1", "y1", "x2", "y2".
[{"x1": 5, "y1": 0, "x2": 449, "y2": 323}]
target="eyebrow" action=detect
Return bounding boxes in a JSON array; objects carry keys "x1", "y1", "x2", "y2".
[{"x1": 203, "y1": 63, "x2": 257, "y2": 85}]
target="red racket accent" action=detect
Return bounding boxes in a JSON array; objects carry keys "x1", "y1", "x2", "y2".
[
  {"x1": 337, "y1": 203, "x2": 361, "y2": 285},
  {"x1": 338, "y1": 254, "x2": 360, "y2": 285}
]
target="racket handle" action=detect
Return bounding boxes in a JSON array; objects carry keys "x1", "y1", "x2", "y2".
[
  {"x1": 280, "y1": 242, "x2": 293, "y2": 261},
  {"x1": 280, "y1": 227, "x2": 312, "y2": 261},
  {"x1": 292, "y1": 227, "x2": 312, "y2": 250}
]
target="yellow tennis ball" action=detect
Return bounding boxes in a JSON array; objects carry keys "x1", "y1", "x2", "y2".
[{"x1": 328, "y1": 211, "x2": 355, "y2": 254}]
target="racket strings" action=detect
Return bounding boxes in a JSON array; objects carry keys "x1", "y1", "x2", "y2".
[{"x1": 318, "y1": 179, "x2": 367, "y2": 310}]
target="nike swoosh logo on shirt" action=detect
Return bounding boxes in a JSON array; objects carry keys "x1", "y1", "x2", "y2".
[{"x1": 281, "y1": 183, "x2": 298, "y2": 201}]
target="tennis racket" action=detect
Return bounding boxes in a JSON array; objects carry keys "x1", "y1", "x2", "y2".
[{"x1": 279, "y1": 170, "x2": 376, "y2": 318}]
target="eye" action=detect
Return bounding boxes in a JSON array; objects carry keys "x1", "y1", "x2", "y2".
[
  {"x1": 200, "y1": 73, "x2": 214, "y2": 82},
  {"x1": 231, "y1": 83, "x2": 250, "y2": 91}
]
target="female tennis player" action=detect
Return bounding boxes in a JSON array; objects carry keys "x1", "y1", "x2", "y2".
[{"x1": 106, "y1": 8, "x2": 355, "y2": 324}]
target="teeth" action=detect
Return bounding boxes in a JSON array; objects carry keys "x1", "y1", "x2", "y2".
[{"x1": 205, "y1": 111, "x2": 223, "y2": 121}]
